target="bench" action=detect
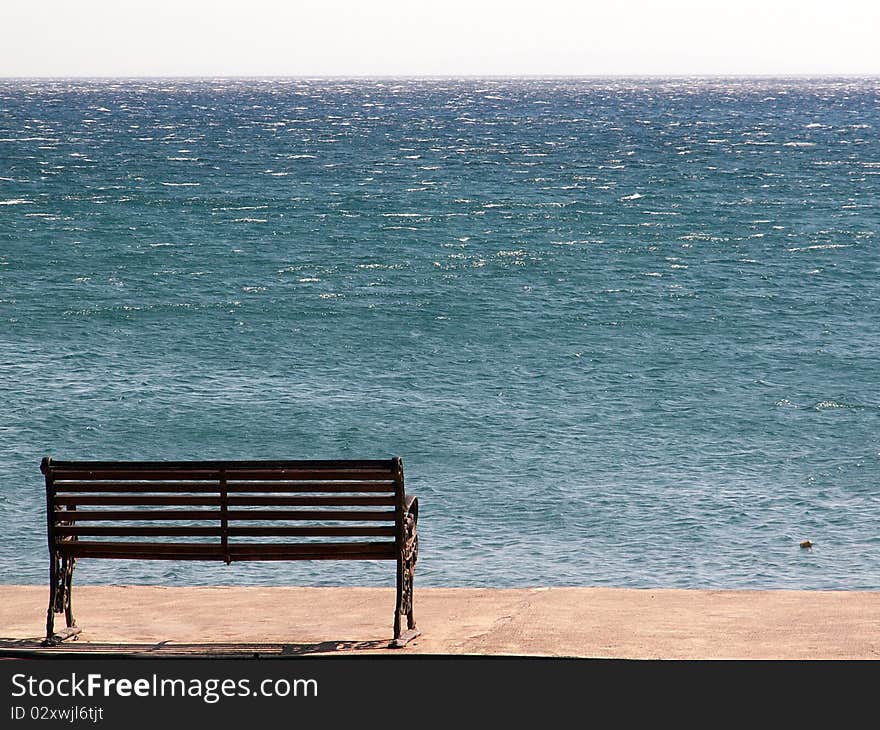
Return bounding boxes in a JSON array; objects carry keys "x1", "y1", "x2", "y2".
[{"x1": 41, "y1": 456, "x2": 420, "y2": 648}]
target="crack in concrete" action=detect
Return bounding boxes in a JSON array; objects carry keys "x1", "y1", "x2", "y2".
[{"x1": 451, "y1": 594, "x2": 534, "y2": 652}]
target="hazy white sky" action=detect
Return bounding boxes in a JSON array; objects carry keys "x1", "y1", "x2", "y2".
[{"x1": 1, "y1": 0, "x2": 878, "y2": 77}]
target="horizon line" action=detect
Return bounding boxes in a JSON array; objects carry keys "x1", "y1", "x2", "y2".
[{"x1": 2, "y1": 72, "x2": 880, "y2": 81}]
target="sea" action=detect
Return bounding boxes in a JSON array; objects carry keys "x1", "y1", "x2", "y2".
[{"x1": 1, "y1": 77, "x2": 878, "y2": 590}]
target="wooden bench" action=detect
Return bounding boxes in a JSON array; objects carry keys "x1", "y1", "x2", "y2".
[{"x1": 41, "y1": 456, "x2": 419, "y2": 648}]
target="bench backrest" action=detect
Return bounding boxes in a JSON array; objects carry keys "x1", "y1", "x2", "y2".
[{"x1": 42, "y1": 457, "x2": 406, "y2": 562}]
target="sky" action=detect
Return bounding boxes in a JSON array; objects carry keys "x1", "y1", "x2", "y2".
[{"x1": 1, "y1": 0, "x2": 879, "y2": 77}]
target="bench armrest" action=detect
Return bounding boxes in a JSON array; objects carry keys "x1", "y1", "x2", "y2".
[
  {"x1": 404, "y1": 494, "x2": 418, "y2": 519},
  {"x1": 401, "y1": 495, "x2": 419, "y2": 565}
]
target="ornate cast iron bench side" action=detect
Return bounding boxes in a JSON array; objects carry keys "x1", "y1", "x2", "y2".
[{"x1": 41, "y1": 456, "x2": 420, "y2": 649}]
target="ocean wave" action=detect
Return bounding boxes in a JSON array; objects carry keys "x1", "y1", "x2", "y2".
[
  {"x1": 786, "y1": 244, "x2": 852, "y2": 252},
  {"x1": 0, "y1": 199, "x2": 33, "y2": 205},
  {"x1": 777, "y1": 399, "x2": 860, "y2": 411},
  {"x1": 812, "y1": 400, "x2": 852, "y2": 411}
]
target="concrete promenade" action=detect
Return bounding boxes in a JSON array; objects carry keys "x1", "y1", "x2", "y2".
[{"x1": 1, "y1": 585, "x2": 878, "y2": 659}]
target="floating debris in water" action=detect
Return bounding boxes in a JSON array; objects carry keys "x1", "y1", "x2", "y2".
[{"x1": 800, "y1": 540, "x2": 814, "y2": 549}]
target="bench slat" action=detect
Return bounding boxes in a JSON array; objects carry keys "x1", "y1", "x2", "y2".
[
  {"x1": 55, "y1": 526, "x2": 396, "y2": 538},
  {"x1": 54, "y1": 509, "x2": 397, "y2": 522},
  {"x1": 54, "y1": 496, "x2": 396, "y2": 507},
  {"x1": 227, "y1": 542, "x2": 397, "y2": 559},
  {"x1": 59, "y1": 542, "x2": 226, "y2": 559},
  {"x1": 51, "y1": 470, "x2": 223, "y2": 481},
  {"x1": 228, "y1": 526, "x2": 397, "y2": 537},
  {"x1": 225, "y1": 469, "x2": 395, "y2": 480},
  {"x1": 55, "y1": 526, "x2": 223, "y2": 537},
  {"x1": 53, "y1": 482, "x2": 222, "y2": 493},
  {"x1": 52, "y1": 481, "x2": 396, "y2": 493},
  {"x1": 58, "y1": 541, "x2": 397, "y2": 560},
  {"x1": 47, "y1": 459, "x2": 394, "y2": 470},
  {"x1": 225, "y1": 482, "x2": 395, "y2": 492},
  {"x1": 49, "y1": 468, "x2": 395, "y2": 481},
  {"x1": 55, "y1": 496, "x2": 221, "y2": 506}
]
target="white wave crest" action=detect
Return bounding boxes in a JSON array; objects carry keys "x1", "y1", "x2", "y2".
[{"x1": 787, "y1": 244, "x2": 852, "y2": 252}]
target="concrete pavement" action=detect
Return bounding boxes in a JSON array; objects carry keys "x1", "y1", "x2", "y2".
[{"x1": 1, "y1": 585, "x2": 878, "y2": 659}]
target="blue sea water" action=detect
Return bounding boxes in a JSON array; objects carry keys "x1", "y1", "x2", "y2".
[{"x1": 1, "y1": 77, "x2": 878, "y2": 590}]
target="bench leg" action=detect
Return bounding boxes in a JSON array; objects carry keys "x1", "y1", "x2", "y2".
[
  {"x1": 62, "y1": 556, "x2": 77, "y2": 630},
  {"x1": 43, "y1": 553, "x2": 81, "y2": 647},
  {"x1": 390, "y1": 520, "x2": 419, "y2": 648},
  {"x1": 44, "y1": 558, "x2": 56, "y2": 647}
]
